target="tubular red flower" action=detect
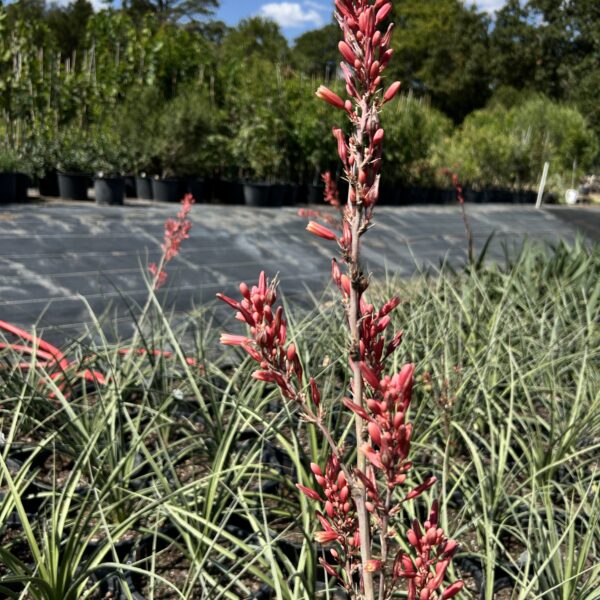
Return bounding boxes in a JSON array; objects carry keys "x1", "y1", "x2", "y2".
[
  {"x1": 441, "y1": 581, "x2": 464, "y2": 599},
  {"x1": 220, "y1": 333, "x2": 252, "y2": 346},
  {"x1": 375, "y1": 2, "x2": 392, "y2": 24},
  {"x1": 338, "y1": 40, "x2": 356, "y2": 65},
  {"x1": 296, "y1": 483, "x2": 323, "y2": 501},
  {"x1": 306, "y1": 221, "x2": 337, "y2": 241},
  {"x1": 316, "y1": 85, "x2": 346, "y2": 110}
]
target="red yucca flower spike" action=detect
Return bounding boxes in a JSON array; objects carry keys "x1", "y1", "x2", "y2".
[
  {"x1": 218, "y1": 1, "x2": 462, "y2": 597},
  {"x1": 149, "y1": 193, "x2": 195, "y2": 289}
]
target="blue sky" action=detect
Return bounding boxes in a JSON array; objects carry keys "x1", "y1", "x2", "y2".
[{"x1": 215, "y1": 1, "x2": 508, "y2": 40}]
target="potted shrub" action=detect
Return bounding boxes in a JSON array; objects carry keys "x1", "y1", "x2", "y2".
[
  {"x1": 285, "y1": 74, "x2": 339, "y2": 203},
  {"x1": 0, "y1": 147, "x2": 20, "y2": 204},
  {"x1": 27, "y1": 126, "x2": 60, "y2": 197},
  {"x1": 227, "y1": 58, "x2": 290, "y2": 207},
  {"x1": 57, "y1": 129, "x2": 94, "y2": 201},
  {"x1": 112, "y1": 86, "x2": 162, "y2": 200},
  {"x1": 150, "y1": 87, "x2": 217, "y2": 203},
  {"x1": 92, "y1": 132, "x2": 129, "y2": 206}
]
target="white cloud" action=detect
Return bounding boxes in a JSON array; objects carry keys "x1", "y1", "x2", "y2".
[
  {"x1": 260, "y1": 2, "x2": 324, "y2": 28},
  {"x1": 303, "y1": 0, "x2": 329, "y2": 11}
]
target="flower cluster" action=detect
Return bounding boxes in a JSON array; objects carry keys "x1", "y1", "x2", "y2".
[
  {"x1": 316, "y1": 0, "x2": 401, "y2": 217},
  {"x1": 218, "y1": 272, "x2": 316, "y2": 409},
  {"x1": 354, "y1": 363, "x2": 437, "y2": 499},
  {"x1": 323, "y1": 171, "x2": 341, "y2": 208},
  {"x1": 298, "y1": 457, "x2": 361, "y2": 585},
  {"x1": 149, "y1": 193, "x2": 195, "y2": 289},
  {"x1": 394, "y1": 502, "x2": 463, "y2": 600}
]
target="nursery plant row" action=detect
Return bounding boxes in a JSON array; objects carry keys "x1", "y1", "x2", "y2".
[{"x1": 0, "y1": 171, "x2": 542, "y2": 207}]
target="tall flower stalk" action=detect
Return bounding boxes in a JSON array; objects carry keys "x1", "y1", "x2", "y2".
[{"x1": 218, "y1": 2, "x2": 462, "y2": 598}]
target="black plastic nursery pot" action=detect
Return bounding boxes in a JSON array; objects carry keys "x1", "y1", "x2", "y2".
[
  {"x1": 15, "y1": 173, "x2": 30, "y2": 202},
  {"x1": 186, "y1": 177, "x2": 207, "y2": 202},
  {"x1": 124, "y1": 175, "x2": 137, "y2": 198},
  {"x1": 306, "y1": 183, "x2": 325, "y2": 204},
  {"x1": 516, "y1": 189, "x2": 537, "y2": 204},
  {"x1": 94, "y1": 177, "x2": 125, "y2": 206},
  {"x1": 379, "y1": 183, "x2": 400, "y2": 205},
  {"x1": 152, "y1": 178, "x2": 183, "y2": 203},
  {"x1": 58, "y1": 171, "x2": 89, "y2": 201},
  {"x1": 0, "y1": 172, "x2": 17, "y2": 204},
  {"x1": 38, "y1": 170, "x2": 59, "y2": 197},
  {"x1": 243, "y1": 182, "x2": 282, "y2": 208},
  {"x1": 282, "y1": 183, "x2": 300, "y2": 206},
  {"x1": 269, "y1": 183, "x2": 285, "y2": 208},
  {"x1": 215, "y1": 179, "x2": 244, "y2": 204},
  {"x1": 135, "y1": 175, "x2": 153, "y2": 200}
]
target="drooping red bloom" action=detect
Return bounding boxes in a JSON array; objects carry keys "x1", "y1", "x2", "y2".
[
  {"x1": 393, "y1": 501, "x2": 463, "y2": 600},
  {"x1": 322, "y1": 171, "x2": 341, "y2": 208},
  {"x1": 149, "y1": 193, "x2": 195, "y2": 289}
]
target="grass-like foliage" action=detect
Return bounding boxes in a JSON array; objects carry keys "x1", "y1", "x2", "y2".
[{"x1": 0, "y1": 238, "x2": 598, "y2": 599}]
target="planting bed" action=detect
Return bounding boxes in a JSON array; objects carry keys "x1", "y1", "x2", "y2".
[{"x1": 0, "y1": 239, "x2": 598, "y2": 598}]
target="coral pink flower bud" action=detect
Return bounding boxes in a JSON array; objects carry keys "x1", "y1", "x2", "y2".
[
  {"x1": 306, "y1": 221, "x2": 337, "y2": 241},
  {"x1": 314, "y1": 530, "x2": 339, "y2": 544},
  {"x1": 373, "y1": 30, "x2": 382, "y2": 47},
  {"x1": 360, "y1": 362, "x2": 380, "y2": 389},
  {"x1": 340, "y1": 275, "x2": 351, "y2": 295},
  {"x1": 286, "y1": 343, "x2": 296, "y2": 362},
  {"x1": 404, "y1": 476, "x2": 437, "y2": 501},
  {"x1": 319, "y1": 558, "x2": 339, "y2": 578},
  {"x1": 362, "y1": 444, "x2": 384, "y2": 469},
  {"x1": 296, "y1": 483, "x2": 322, "y2": 501},
  {"x1": 373, "y1": 128, "x2": 385, "y2": 144},
  {"x1": 242, "y1": 343, "x2": 262, "y2": 362},
  {"x1": 366, "y1": 560, "x2": 383, "y2": 573},
  {"x1": 343, "y1": 396, "x2": 371, "y2": 420},
  {"x1": 333, "y1": 128, "x2": 348, "y2": 163},
  {"x1": 367, "y1": 398, "x2": 383, "y2": 415},
  {"x1": 216, "y1": 293, "x2": 240, "y2": 310},
  {"x1": 443, "y1": 540, "x2": 459, "y2": 557},
  {"x1": 310, "y1": 462, "x2": 323, "y2": 476},
  {"x1": 239, "y1": 282, "x2": 250, "y2": 298},
  {"x1": 338, "y1": 40, "x2": 356, "y2": 64},
  {"x1": 368, "y1": 421, "x2": 382, "y2": 446},
  {"x1": 340, "y1": 485, "x2": 349, "y2": 502},
  {"x1": 253, "y1": 370, "x2": 276, "y2": 382},
  {"x1": 370, "y1": 60, "x2": 380, "y2": 79},
  {"x1": 441, "y1": 581, "x2": 464, "y2": 599},
  {"x1": 407, "y1": 528, "x2": 420, "y2": 548},
  {"x1": 420, "y1": 589, "x2": 431, "y2": 600},
  {"x1": 331, "y1": 258, "x2": 341, "y2": 283},
  {"x1": 376, "y1": 2, "x2": 393, "y2": 24},
  {"x1": 384, "y1": 81, "x2": 402, "y2": 103},
  {"x1": 220, "y1": 333, "x2": 252, "y2": 346},
  {"x1": 316, "y1": 85, "x2": 345, "y2": 110},
  {"x1": 325, "y1": 501, "x2": 335, "y2": 517},
  {"x1": 309, "y1": 377, "x2": 321, "y2": 407}
]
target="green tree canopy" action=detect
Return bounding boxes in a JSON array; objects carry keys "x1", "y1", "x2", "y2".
[
  {"x1": 389, "y1": 0, "x2": 492, "y2": 122},
  {"x1": 121, "y1": 0, "x2": 218, "y2": 23}
]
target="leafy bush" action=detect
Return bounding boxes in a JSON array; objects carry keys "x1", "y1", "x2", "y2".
[
  {"x1": 285, "y1": 73, "x2": 339, "y2": 184},
  {"x1": 438, "y1": 94, "x2": 599, "y2": 189},
  {"x1": 56, "y1": 127, "x2": 96, "y2": 174},
  {"x1": 227, "y1": 58, "x2": 290, "y2": 182},
  {"x1": 156, "y1": 86, "x2": 222, "y2": 178},
  {"x1": 381, "y1": 93, "x2": 452, "y2": 185},
  {"x1": 0, "y1": 146, "x2": 23, "y2": 173}
]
